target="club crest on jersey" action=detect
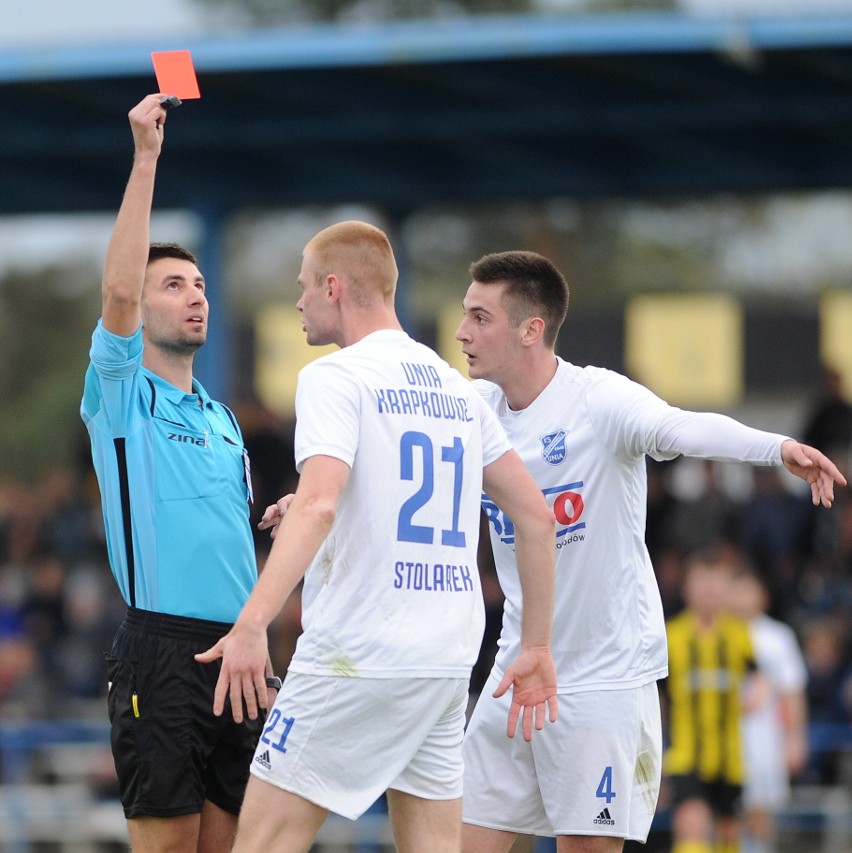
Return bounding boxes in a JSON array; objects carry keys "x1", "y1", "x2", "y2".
[{"x1": 540, "y1": 430, "x2": 567, "y2": 465}]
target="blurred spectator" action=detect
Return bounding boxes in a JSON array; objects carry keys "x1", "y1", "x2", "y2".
[
  {"x1": 736, "y1": 466, "x2": 814, "y2": 621},
  {"x1": 797, "y1": 486, "x2": 852, "y2": 626},
  {"x1": 0, "y1": 483, "x2": 10, "y2": 560},
  {"x1": 802, "y1": 364, "x2": 852, "y2": 465},
  {"x1": 800, "y1": 365, "x2": 852, "y2": 599},
  {"x1": 20, "y1": 552, "x2": 68, "y2": 686},
  {"x1": 39, "y1": 466, "x2": 103, "y2": 566},
  {"x1": 800, "y1": 617, "x2": 852, "y2": 786},
  {"x1": 0, "y1": 480, "x2": 40, "y2": 566},
  {"x1": 665, "y1": 459, "x2": 741, "y2": 556},
  {"x1": 57, "y1": 566, "x2": 125, "y2": 705},
  {"x1": 646, "y1": 459, "x2": 686, "y2": 617},
  {"x1": 663, "y1": 548, "x2": 761, "y2": 853},
  {"x1": 729, "y1": 570, "x2": 809, "y2": 853},
  {"x1": 0, "y1": 602, "x2": 36, "y2": 718},
  {"x1": 0, "y1": 592, "x2": 37, "y2": 719}
]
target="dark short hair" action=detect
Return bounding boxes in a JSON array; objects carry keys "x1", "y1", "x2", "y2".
[
  {"x1": 148, "y1": 242, "x2": 198, "y2": 265},
  {"x1": 469, "y1": 251, "x2": 568, "y2": 348}
]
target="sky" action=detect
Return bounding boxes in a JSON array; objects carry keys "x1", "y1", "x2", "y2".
[
  {"x1": 0, "y1": 0, "x2": 205, "y2": 48},
  {"x1": 680, "y1": 0, "x2": 852, "y2": 14}
]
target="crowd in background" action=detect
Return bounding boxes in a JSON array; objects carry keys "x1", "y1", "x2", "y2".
[{"x1": 0, "y1": 382, "x2": 850, "y2": 793}]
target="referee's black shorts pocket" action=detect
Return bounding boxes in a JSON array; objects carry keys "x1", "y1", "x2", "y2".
[
  {"x1": 104, "y1": 632, "x2": 146, "y2": 816},
  {"x1": 105, "y1": 653, "x2": 138, "y2": 722},
  {"x1": 105, "y1": 622, "x2": 140, "y2": 723}
]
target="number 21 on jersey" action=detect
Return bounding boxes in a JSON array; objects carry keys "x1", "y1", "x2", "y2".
[{"x1": 397, "y1": 430, "x2": 466, "y2": 547}]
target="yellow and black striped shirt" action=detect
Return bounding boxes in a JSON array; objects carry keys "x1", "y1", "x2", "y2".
[{"x1": 664, "y1": 611, "x2": 756, "y2": 785}]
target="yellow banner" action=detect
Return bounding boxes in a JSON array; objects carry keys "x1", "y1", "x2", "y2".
[
  {"x1": 254, "y1": 304, "x2": 336, "y2": 416},
  {"x1": 626, "y1": 293, "x2": 743, "y2": 409},
  {"x1": 819, "y1": 291, "x2": 852, "y2": 399}
]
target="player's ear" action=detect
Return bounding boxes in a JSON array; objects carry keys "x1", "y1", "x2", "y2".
[
  {"x1": 521, "y1": 316, "x2": 545, "y2": 347},
  {"x1": 326, "y1": 274, "x2": 341, "y2": 302}
]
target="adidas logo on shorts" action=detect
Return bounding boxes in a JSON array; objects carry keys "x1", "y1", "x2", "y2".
[
  {"x1": 254, "y1": 750, "x2": 272, "y2": 770},
  {"x1": 593, "y1": 808, "x2": 615, "y2": 826}
]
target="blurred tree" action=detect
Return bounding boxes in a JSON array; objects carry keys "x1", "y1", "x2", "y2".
[
  {"x1": 189, "y1": 0, "x2": 676, "y2": 25},
  {"x1": 580, "y1": 0, "x2": 675, "y2": 10},
  {"x1": 190, "y1": 0, "x2": 535, "y2": 27},
  {"x1": 0, "y1": 264, "x2": 99, "y2": 481}
]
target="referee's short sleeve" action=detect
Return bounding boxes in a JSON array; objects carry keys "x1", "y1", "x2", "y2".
[{"x1": 89, "y1": 319, "x2": 144, "y2": 380}]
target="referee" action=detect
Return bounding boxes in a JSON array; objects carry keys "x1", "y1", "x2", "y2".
[{"x1": 80, "y1": 94, "x2": 276, "y2": 852}]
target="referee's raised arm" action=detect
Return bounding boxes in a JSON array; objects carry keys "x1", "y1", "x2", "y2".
[{"x1": 101, "y1": 94, "x2": 169, "y2": 337}]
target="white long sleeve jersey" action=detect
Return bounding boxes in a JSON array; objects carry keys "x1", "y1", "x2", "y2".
[{"x1": 477, "y1": 359, "x2": 789, "y2": 694}]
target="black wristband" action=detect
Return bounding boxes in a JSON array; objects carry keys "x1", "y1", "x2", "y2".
[{"x1": 265, "y1": 676, "x2": 282, "y2": 690}]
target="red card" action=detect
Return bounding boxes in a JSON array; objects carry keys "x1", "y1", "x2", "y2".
[{"x1": 151, "y1": 50, "x2": 201, "y2": 99}]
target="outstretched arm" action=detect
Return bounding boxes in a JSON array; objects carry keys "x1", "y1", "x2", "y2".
[
  {"x1": 483, "y1": 449, "x2": 557, "y2": 741},
  {"x1": 195, "y1": 455, "x2": 349, "y2": 721},
  {"x1": 648, "y1": 406, "x2": 846, "y2": 508},
  {"x1": 101, "y1": 94, "x2": 173, "y2": 336},
  {"x1": 780, "y1": 439, "x2": 847, "y2": 508}
]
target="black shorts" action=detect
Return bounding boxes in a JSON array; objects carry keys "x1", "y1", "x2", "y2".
[
  {"x1": 105, "y1": 607, "x2": 264, "y2": 819},
  {"x1": 668, "y1": 773, "x2": 742, "y2": 818}
]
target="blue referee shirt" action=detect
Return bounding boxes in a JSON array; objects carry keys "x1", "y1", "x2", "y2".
[{"x1": 81, "y1": 320, "x2": 257, "y2": 623}]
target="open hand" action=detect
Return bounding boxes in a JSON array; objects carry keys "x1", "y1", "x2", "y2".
[
  {"x1": 194, "y1": 623, "x2": 270, "y2": 722},
  {"x1": 781, "y1": 440, "x2": 847, "y2": 508},
  {"x1": 493, "y1": 645, "x2": 558, "y2": 742}
]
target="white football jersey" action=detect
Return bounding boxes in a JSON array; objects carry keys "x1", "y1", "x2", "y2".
[
  {"x1": 477, "y1": 358, "x2": 788, "y2": 693},
  {"x1": 288, "y1": 330, "x2": 511, "y2": 679}
]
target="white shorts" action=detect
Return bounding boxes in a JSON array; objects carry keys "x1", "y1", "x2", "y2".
[
  {"x1": 250, "y1": 672, "x2": 469, "y2": 820},
  {"x1": 462, "y1": 675, "x2": 662, "y2": 841}
]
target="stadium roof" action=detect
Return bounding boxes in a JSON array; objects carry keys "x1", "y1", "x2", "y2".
[{"x1": 4, "y1": 11, "x2": 852, "y2": 216}]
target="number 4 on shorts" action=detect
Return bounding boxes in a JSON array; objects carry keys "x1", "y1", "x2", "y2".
[{"x1": 596, "y1": 765, "x2": 616, "y2": 804}]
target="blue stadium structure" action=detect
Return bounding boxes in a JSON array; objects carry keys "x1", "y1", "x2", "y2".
[
  {"x1": 2, "y1": 11, "x2": 852, "y2": 214},
  {"x1": 3, "y1": 10, "x2": 852, "y2": 397}
]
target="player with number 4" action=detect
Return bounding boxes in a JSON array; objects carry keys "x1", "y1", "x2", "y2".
[
  {"x1": 196, "y1": 221, "x2": 558, "y2": 853},
  {"x1": 454, "y1": 250, "x2": 846, "y2": 853}
]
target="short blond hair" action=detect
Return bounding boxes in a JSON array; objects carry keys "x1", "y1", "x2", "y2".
[{"x1": 305, "y1": 220, "x2": 397, "y2": 305}]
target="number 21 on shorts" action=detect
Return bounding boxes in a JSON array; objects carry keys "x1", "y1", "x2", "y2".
[
  {"x1": 596, "y1": 765, "x2": 616, "y2": 804},
  {"x1": 261, "y1": 708, "x2": 295, "y2": 753}
]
